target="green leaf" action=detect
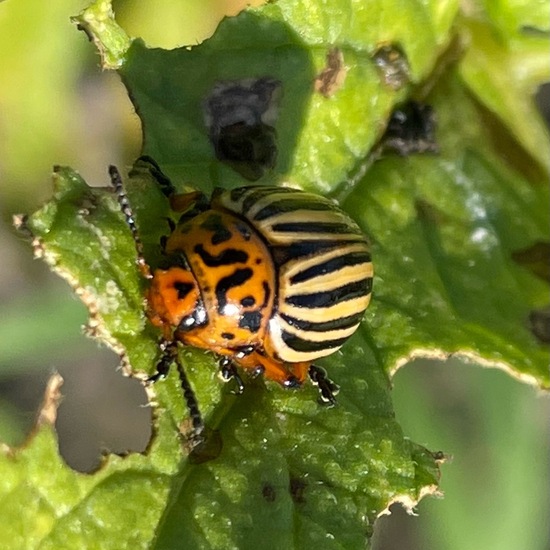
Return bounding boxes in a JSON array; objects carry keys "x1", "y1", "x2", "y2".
[
  {"x1": 0, "y1": 374, "x2": 177, "y2": 549},
  {"x1": 0, "y1": 291, "x2": 90, "y2": 375},
  {"x1": 458, "y1": 14, "x2": 550, "y2": 171},
  {"x1": 6, "y1": 160, "x2": 441, "y2": 547},
  {"x1": 2, "y1": 0, "x2": 549, "y2": 548},
  {"x1": 75, "y1": 0, "x2": 460, "y2": 193},
  {"x1": 344, "y1": 72, "x2": 549, "y2": 387}
]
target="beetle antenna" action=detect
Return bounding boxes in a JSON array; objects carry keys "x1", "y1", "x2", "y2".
[{"x1": 109, "y1": 165, "x2": 152, "y2": 280}]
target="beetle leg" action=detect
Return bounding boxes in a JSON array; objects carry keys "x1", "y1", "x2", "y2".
[
  {"x1": 251, "y1": 364, "x2": 265, "y2": 379},
  {"x1": 147, "y1": 339, "x2": 181, "y2": 383},
  {"x1": 218, "y1": 356, "x2": 245, "y2": 395},
  {"x1": 148, "y1": 340, "x2": 205, "y2": 446},
  {"x1": 308, "y1": 365, "x2": 340, "y2": 407},
  {"x1": 134, "y1": 155, "x2": 176, "y2": 198},
  {"x1": 236, "y1": 351, "x2": 305, "y2": 389},
  {"x1": 134, "y1": 155, "x2": 209, "y2": 215}
]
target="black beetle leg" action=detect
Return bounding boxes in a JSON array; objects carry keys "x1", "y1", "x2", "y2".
[
  {"x1": 251, "y1": 364, "x2": 265, "y2": 379},
  {"x1": 218, "y1": 356, "x2": 245, "y2": 395},
  {"x1": 308, "y1": 364, "x2": 340, "y2": 406},
  {"x1": 283, "y1": 375, "x2": 301, "y2": 389},
  {"x1": 146, "y1": 340, "x2": 173, "y2": 383},
  {"x1": 148, "y1": 340, "x2": 205, "y2": 446},
  {"x1": 135, "y1": 155, "x2": 176, "y2": 198}
]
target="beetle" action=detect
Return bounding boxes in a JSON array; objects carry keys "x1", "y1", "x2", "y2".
[{"x1": 110, "y1": 158, "x2": 373, "y2": 445}]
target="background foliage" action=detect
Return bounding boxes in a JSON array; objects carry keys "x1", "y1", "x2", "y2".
[{"x1": 0, "y1": 0, "x2": 548, "y2": 549}]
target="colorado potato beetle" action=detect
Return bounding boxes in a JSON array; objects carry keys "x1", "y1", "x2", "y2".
[{"x1": 110, "y1": 159, "x2": 373, "y2": 444}]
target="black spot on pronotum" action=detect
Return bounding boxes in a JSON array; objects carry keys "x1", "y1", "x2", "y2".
[
  {"x1": 221, "y1": 332, "x2": 235, "y2": 340},
  {"x1": 178, "y1": 223, "x2": 193, "y2": 235},
  {"x1": 512, "y1": 241, "x2": 550, "y2": 282},
  {"x1": 529, "y1": 307, "x2": 550, "y2": 344},
  {"x1": 216, "y1": 268, "x2": 254, "y2": 312},
  {"x1": 240, "y1": 296, "x2": 256, "y2": 307},
  {"x1": 262, "y1": 483, "x2": 276, "y2": 503},
  {"x1": 194, "y1": 244, "x2": 248, "y2": 267},
  {"x1": 289, "y1": 477, "x2": 307, "y2": 504},
  {"x1": 239, "y1": 311, "x2": 263, "y2": 333},
  {"x1": 200, "y1": 213, "x2": 233, "y2": 245},
  {"x1": 174, "y1": 281, "x2": 194, "y2": 300}
]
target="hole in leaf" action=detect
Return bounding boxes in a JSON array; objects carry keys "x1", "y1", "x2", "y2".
[
  {"x1": 56, "y1": 350, "x2": 152, "y2": 473},
  {"x1": 203, "y1": 78, "x2": 282, "y2": 180}
]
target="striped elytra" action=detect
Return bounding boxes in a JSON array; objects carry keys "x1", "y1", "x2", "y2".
[
  {"x1": 214, "y1": 186, "x2": 373, "y2": 364},
  {"x1": 147, "y1": 184, "x2": 372, "y2": 393}
]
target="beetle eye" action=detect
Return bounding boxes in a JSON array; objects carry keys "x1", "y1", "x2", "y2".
[{"x1": 180, "y1": 316, "x2": 196, "y2": 329}]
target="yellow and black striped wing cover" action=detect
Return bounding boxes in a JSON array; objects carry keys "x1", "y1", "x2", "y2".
[{"x1": 216, "y1": 186, "x2": 373, "y2": 363}]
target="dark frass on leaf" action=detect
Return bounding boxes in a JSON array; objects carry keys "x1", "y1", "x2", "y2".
[
  {"x1": 109, "y1": 158, "x2": 373, "y2": 454},
  {"x1": 381, "y1": 101, "x2": 439, "y2": 156},
  {"x1": 314, "y1": 48, "x2": 348, "y2": 97},
  {"x1": 372, "y1": 43, "x2": 411, "y2": 90}
]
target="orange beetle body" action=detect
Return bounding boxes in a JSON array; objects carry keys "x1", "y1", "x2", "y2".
[{"x1": 146, "y1": 185, "x2": 373, "y2": 390}]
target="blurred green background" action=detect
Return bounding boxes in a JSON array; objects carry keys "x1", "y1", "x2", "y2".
[{"x1": 0, "y1": 1, "x2": 548, "y2": 549}]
